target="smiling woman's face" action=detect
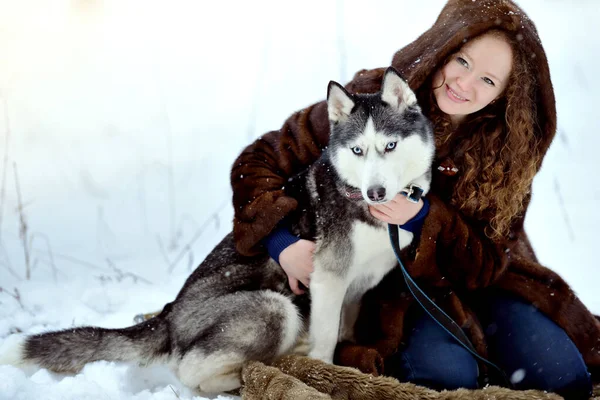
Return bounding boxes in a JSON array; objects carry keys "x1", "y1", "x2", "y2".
[{"x1": 433, "y1": 33, "x2": 513, "y2": 125}]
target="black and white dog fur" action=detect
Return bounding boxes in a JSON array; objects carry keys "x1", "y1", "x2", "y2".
[{"x1": 0, "y1": 68, "x2": 434, "y2": 393}]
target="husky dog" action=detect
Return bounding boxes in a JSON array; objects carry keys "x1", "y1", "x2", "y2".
[{"x1": 0, "y1": 68, "x2": 434, "y2": 393}]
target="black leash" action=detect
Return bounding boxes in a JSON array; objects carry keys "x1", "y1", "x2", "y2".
[{"x1": 387, "y1": 223, "x2": 513, "y2": 389}]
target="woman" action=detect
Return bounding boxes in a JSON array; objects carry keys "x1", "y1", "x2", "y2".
[{"x1": 230, "y1": 0, "x2": 599, "y2": 398}]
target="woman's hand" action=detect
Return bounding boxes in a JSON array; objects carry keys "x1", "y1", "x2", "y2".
[
  {"x1": 279, "y1": 239, "x2": 316, "y2": 295},
  {"x1": 369, "y1": 193, "x2": 424, "y2": 225}
]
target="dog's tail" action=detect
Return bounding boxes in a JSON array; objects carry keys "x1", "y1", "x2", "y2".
[{"x1": 0, "y1": 317, "x2": 170, "y2": 373}]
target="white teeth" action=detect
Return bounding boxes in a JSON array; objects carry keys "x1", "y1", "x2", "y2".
[{"x1": 448, "y1": 86, "x2": 466, "y2": 101}]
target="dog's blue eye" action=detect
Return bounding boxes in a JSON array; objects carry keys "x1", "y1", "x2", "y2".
[
  {"x1": 351, "y1": 146, "x2": 363, "y2": 155},
  {"x1": 386, "y1": 142, "x2": 397, "y2": 151}
]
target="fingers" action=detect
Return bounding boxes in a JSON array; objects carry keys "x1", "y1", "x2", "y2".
[
  {"x1": 298, "y1": 259, "x2": 312, "y2": 289},
  {"x1": 288, "y1": 277, "x2": 305, "y2": 295},
  {"x1": 389, "y1": 193, "x2": 408, "y2": 204},
  {"x1": 372, "y1": 203, "x2": 395, "y2": 214},
  {"x1": 299, "y1": 274, "x2": 311, "y2": 289},
  {"x1": 281, "y1": 239, "x2": 315, "y2": 295},
  {"x1": 303, "y1": 240, "x2": 317, "y2": 254},
  {"x1": 369, "y1": 206, "x2": 393, "y2": 223}
]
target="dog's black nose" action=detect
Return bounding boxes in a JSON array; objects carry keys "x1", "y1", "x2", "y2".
[{"x1": 367, "y1": 186, "x2": 386, "y2": 202}]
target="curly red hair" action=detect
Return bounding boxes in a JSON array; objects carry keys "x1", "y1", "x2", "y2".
[{"x1": 419, "y1": 30, "x2": 542, "y2": 240}]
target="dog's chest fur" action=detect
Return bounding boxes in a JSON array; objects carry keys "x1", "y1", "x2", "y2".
[
  {"x1": 286, "y1": 155, "x2": 412, "y2": 299},
  {"x1": 343, "y1": 221, "x2": 410, "y2": 301}
]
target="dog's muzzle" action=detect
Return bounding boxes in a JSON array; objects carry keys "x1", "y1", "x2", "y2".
[{"x1": 342, "y1": 183, "x2": 423, "y2": 203}]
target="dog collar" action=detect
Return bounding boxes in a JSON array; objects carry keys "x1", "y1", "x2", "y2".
[
  {"x1": 400, "y1": 184, "x2": 424, "y2": 204},
  {"x1": 342, "y1": 184, "x2": 424, "y2": 203},
  {"x1": 343, "y1": 185, "x2": 363, "y2": 200}
]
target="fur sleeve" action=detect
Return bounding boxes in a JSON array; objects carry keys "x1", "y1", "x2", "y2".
[
  {"x1": 407, "y1": 194, "x2": 521, "y2": 290},
  {"x1": 230, "y1": 68, "x2": 386, "y2": 257},
  {"x1": 231, "y1": 101, "x2": 330, "y2": 256}
]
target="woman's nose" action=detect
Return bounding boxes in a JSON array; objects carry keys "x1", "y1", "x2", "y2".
[{"x1": 456, "y1": 74, "x2": 475, "y2": 93}]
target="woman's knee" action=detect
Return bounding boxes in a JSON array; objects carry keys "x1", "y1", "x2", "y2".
[
  {"x1": 386, "y1": 312, "x2": 479, "y2": 390},
  {"x1": 483, "y1": 293, "x2": 593, "y2": 398},
  {"x1": 397, "y1": 345, "x2": 479, "y2": 390},
  {"x1": 505, "y1": 351, "x2": 592, "y2": 400}
]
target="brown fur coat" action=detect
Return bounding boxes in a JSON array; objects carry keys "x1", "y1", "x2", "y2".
[{"x1": 230, "y1": 0, "x2": 600, "y2": 386}]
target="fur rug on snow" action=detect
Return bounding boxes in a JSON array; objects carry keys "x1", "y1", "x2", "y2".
[{"x1": 241, "y1": 355, "x2": 599, "y2": 400}]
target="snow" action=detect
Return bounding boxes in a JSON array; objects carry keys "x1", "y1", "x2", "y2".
[
  {"x1": 510, "y1": 368, "x2": 527, "y2": 384},
  {"x1": 0, "y1": 362, "x2": 234, "y2": 400},
  {"x1": 0, "y1": 0, "x2": 598, "y2": 399}
]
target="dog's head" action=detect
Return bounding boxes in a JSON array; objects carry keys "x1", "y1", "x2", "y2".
[{"x1": 326, "y1": 67, "x2": 434, "y2": 205}]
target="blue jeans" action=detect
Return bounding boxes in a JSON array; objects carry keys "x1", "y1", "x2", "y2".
[{"x1": 385, "y1": 293, "x2": 593, "y2": 399}]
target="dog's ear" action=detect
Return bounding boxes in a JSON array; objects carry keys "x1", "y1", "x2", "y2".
[
  {"x1": 327, "y1": 81, "x2": 355, "y2": 123},
  {"x1": 381, "y1": 67, "x2": 418, "y2": 112}
]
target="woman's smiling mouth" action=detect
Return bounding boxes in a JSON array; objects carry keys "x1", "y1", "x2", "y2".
[{"x1": 446, "y1": 84, "x2": 468, "y2": 103}]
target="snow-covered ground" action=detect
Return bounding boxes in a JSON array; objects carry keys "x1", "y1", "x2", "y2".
[{"x1": 0, "y1": 0, "x2": 598, "y2": 399}]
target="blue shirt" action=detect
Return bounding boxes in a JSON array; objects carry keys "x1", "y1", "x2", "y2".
[{"x1": 263, "y1": 198, "x2": 430, "y2": 263}]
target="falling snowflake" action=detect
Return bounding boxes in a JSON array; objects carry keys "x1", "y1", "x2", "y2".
[{"x1": 510, "y1": 368, "x2": 526, "y2": 384}]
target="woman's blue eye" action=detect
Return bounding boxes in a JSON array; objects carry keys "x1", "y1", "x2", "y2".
[
  {"x1": 385, "y1": 142, "x2": 397, "y2": 151},
  {"x1": 352, "y1": 146, "x2": 363, "y2": 155},
  {"x1": 456, "y1": 57, "x2": 469, "y2": 68},
  {"x1": 482, "y1": 77, "x2": 495, "y2": 86}
]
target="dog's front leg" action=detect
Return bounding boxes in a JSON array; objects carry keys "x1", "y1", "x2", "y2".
[{"x1": 308, "y1": 268, "x2": 347, "y2": 364}]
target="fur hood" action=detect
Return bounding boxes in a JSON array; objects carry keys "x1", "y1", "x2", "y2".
[
  {"x1": 396, "y1": 0, "x2": 556, "y2": 159},
  {"x1": 350, "y1": 0, "x2": 556, "y2": 163}
]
